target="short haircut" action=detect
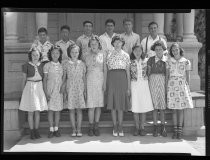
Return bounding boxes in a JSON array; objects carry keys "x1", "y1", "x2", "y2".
[
  {"x1": 60, "y1": 25, "x2": 70, "y2": 32},
  {"x1": 130, "y1": 45, "x2": 146, "y2": 60},
  {"x1": 83, "y1": 20, "x2": 93, "y2": 27},
  {"x1": 148, "y1": 21, "x2": 158, "y2": 28},
  {"x1": 47, "y1": 46, "x2": 63, "y2": 63},
  {"x1": 150, "y1": 40, "x2": 167, "y2": 51},
  {"x1": 123, "y1": 18, "x2": 133, "y2": 25},
  {"x1": 28, "y1": 48, "x2": 42, "y2": 62},
  {"x1": 88, "y1": 36, "x2": 102, "y2": 50},
  {"x1": 105, "y1": 19, "x2": 115, "y2": 26},
  {"x1": 169, "y1": 43, "x2": 184, "y2": 57},
  {"x1": 38, "y1": 27, "x2": 48, "y2": 34},
  {"x1": 111, "y1": 35, "x2": 125, "y2": 47},
  {"x1": 67, "y1": 44, "x2": 82, "y2": 60}
]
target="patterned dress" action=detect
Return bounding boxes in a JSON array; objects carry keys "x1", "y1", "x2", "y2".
[
  {"x1": 167, "y1": 57, "x2": 193, "y2": 109},
  {"x1": 147, "y1": 55, "x2": 167, "y2": 110},
  {"x1": 19, "y1": 62, "x2": 48, "y2": 112},
  {"x1": 85, "y1": 51, "x2": 104, "y2": 108},
  {"x1": 63, "y1": 60, "x2": 86, "y2": 110},
  {"x1": 43, "y1": 61, "x2": 63, "y2": 111}
]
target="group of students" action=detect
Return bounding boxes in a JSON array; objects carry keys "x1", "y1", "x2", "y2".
[{"x1": 19, "y1": 18, "x2": 194, "y2": 141}]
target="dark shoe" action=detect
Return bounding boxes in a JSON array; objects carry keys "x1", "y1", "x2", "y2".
[
  {"x1": 30, "y1": 129, "x2": 36, "y2": 140},
  {"x1": 172, "y1": 126, "x2": 178, "y2": 139},
  {"x1": 139, "y1": 128, "x2": 146, "y2": 136},
  {"x1": 94, "y1": 122, "x2": 100, "y2": 136},
  {"x1": 34, "y1": 129, "x2": 41, "y2": 139},
  {"x1": 54, "y1": 130, "x2": 61, "y2": 137},
  {"x1": 88, "y1": 123, "x2": 94, "y2": 136},
  {"x1": 48, "y1": 131, "x2": 54, "y2": 138},
  {"x1": 153, "y1": 125, "x2": 158, "y2": 137},
  {"x1": 177, "y1": 126, "x2": 183, "y2": 139},
  {"x1": 133, "y1": 128, "x2": 139, "y2": 136},
  {"x1": 160, "y1": 124, "x2": 167, "y2": 137}
]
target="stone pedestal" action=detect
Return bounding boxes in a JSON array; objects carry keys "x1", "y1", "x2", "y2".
[
  {"x1": 183, "y1": 92, "x2": 205, "y2": 136},
  {"x1": 4, "y1": 101, "x2": 26, "y2": 150}
]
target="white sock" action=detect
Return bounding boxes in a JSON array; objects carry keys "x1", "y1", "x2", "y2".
[
  {"x1": 54, "y1": 126, "x2": 58, "y2": 131},
  {"x1": 50, "y1": 127, "x2": 54, "y2": 132}
]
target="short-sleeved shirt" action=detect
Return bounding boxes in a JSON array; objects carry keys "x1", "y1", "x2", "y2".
[
  {"x1": 106, "y1": 49, "x2": 130, "y2": 70},
  {"x1": 99, "y1": 32, "x2": 116, "y2": 52},
  {"x1": 55, "y1": 39, "x2": 75, "y2": 61},
  {"x1": 147, "y1": 55, "x2": 167, "y2": 75},
  {"x1": 76, "y1": 34, "x2": 97, "y2": 59},
  {"x1": 30, "y1": 40, "x2": 54, "y2": 62},
  {"x1": 120, "y1": 32, "x2": 140, "y2": 55},
  {"x1": 141, "y1": 35, "x2": 167, "y2": 58},
  {"x1": 166, "y1": 57, "x2": 191, "y2": 78}
]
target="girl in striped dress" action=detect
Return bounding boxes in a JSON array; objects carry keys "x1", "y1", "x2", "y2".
[{"x1": 147, "y1": 40, "x2": 168, "y2": 137}]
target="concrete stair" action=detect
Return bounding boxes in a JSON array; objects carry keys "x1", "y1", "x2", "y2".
[{"x1": 22, "y1": 109, "x2": 174, "y2": 135}]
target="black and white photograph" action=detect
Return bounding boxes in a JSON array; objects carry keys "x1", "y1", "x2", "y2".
[{"x1": 2, "y1": 9, "x2": 206, "y2": 155}]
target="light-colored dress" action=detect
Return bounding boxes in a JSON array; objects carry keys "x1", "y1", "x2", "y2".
[
  {"x1": 85, "y1": 51, "x2": 104, "y2": 108},
  {"x1": 167, "y1": 57, "x2": 193, "y2": 109},
  {"x1": 43, "y1": 61, "x2": 63, "y2": 111},
  {"x1": 63, "y1": 60, "x2": 86, "y2": 110},
  {"x1": 131, "y1": 59, "x2": 154, "y2": 113},
  {"x1": 19, "y1": 62, "x2": 48, "y2": 112}
]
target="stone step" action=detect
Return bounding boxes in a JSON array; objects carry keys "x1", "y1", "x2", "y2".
[
  {"x1": 39, "y1": 109, "x2": 173, "y2": 121},
  {"x1": 23, "y1": 120, "x2": 174, "y2": 135}
]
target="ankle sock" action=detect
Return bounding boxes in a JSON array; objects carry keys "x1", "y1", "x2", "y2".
[
  {"x1": 54, "y1": 126, "x2": 58, "y2": 131},
  {"x1": 50, "y1": 127, "x2": 54, "y2": 132}
]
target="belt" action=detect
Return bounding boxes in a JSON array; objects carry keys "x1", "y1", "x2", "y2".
[{"x1": 27, "y1": 80, "x2": 42, "y2": 82}]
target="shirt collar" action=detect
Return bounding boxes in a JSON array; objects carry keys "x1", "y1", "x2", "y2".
[
  {"x1": 29, "y1": 61, "x2": 41, "y2": 67},
  {"x1": 171, "y1": 56, "x2": 186, "y2": 62},
  {"x1": 148, "y1": 35, "x2": 160, "y2": 41},
  {"x1": 155, "y1": 55, "x2": 167, "y2": 63},
  {"x1": 83, "y1": 34, "x2": 94, "y2": 39},
  {"x1": 124, "y1": 31, "x2": 133, "y2": 36},
  {"x1": 68, "y1": 59, "x2": 81, "y2": 64},
  {"x1": 104, "y1": 32, "x2": 116, "y2": 38}
]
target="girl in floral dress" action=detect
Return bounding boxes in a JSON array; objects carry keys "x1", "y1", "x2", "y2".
[
  {"x1": 43, "y1": 46, "x2": 63, "y2": 138},
  {"x1": 84, "y1": 36, "x2": 105, "y2": 136},
  {"x1": 167, "y1": 43, "x2": 193, "y2": 139},
  {"x1": 61, "y1": 44, "x2": 86, "y2": 137},
  {"x1": 130, "y1": 45, "x2": 154, "y2": 136},
  {"x1": 19, "y1": 48, "x2": 48, "y2": 140}
]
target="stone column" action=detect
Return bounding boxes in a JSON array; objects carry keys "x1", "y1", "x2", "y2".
[
  {"x1": 183, "y1": 9, "x2": 197, "y2": 42},
  {"x1": 4, "y1": 12, "x2": 19, "y2": 43},
  {"x1": 176, "y1": 13, "x2": 183, "y2": 41},
  {"x1": 164, "y1": 13, "x2": 173, "y2": 35},
  {"x1": 36, "y1": 13, "x2": 48, "y2": 31},
  {"x1": 153, "y1": 13, "x2": 165, "y2": 39}
]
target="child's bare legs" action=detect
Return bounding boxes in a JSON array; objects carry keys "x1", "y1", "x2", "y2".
[
  {"x1": 133, "y1": 113, "x2": 140, "y2": 130},
  {"x1": 111, "y1": 110, "x2": 117, "y2": 134},
  {"x1": 76, "y1": 109, "x2": 82, "y2": 133},
  {"x1": 55, "y1": 111, "x2": 60, "y2": 131},
  {"x1": 118, "y1": 110, "x2": 124, "y2": 132},
  {"x1": 177, "y1": 109, "x2": 184, "y2": 139},
  {"x1": 34, "y1": 111, "x2": 40, "y2": 129},
  {"x1": 88, "y1": 108, "x2": 94, "y2": 124},
  {"x1": 95, "y1": 107, "x2": 101, "y2": 123},
  {"x1": 160, "y1": 109, "x2": 167, "y2": 137},
  {"x1": 28, "y1": 112, "x2": 34, "y2": 129},
  {"x1": 140, "y1": 113, "x2": 146, "y2": 129},
  {"x1": 153, "y1": 109, "x2": 158, "y2": 125},
  {"x1": 48, "y1": 110, "x2": 54, "y2": 130},
  {"x1": 153, "y1": 109, "x2": 158, "y2": 137},
  {"x1": 160, "y1": 110, "x2": 165, "y2": 124},
  {"x1": 70, "y1": 109, "x2": 76, "y2": 132}
]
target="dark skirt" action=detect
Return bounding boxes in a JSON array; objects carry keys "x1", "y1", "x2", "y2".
[{"x1": 105, "y1": 69, "x2": 130, "y2": 111}]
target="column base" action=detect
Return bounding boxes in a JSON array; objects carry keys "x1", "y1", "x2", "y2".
[
  {"x1": 190, "y1": 75, "x2": 201, "y2": 91},
  {"x1": 183, "y1": 34, "x2": 198, "y2": 42}
]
